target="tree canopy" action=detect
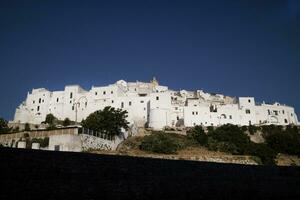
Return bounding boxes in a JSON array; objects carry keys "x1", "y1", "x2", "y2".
[
  {"x1": 81, "y1": 106, "x2": 129, "y2": 136},
  {"x1": 0, "y1": 117, "x2": 10, "y2": 134}
]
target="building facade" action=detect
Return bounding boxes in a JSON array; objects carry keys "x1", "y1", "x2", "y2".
[{"x1": 13, "y1": 78, "x2": 299, "y2": 130}]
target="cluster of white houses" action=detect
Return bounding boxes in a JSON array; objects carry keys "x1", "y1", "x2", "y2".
[{"x1": 13, "y1": 78, "x2": 298, "y2": 130}]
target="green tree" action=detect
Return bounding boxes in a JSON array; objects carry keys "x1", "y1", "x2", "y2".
[
  {"x1": 63, "y1": 118, "x2": 71, "y2": 127},
  {"x1": 187, "y1": 125, "x2": 208, "y2": 145},
  {"x1": 208, "y1": 124, "x2": 250, "y2": 154},
  {"x1": 81, "y1": 106, "x2": 129, "y2": 136},
  {"x1": 45, "y1": 113, "x2": 57, "y2": 125},
  {"x1": 0, "y1": 117, "x2": 10, "y2": 134}
]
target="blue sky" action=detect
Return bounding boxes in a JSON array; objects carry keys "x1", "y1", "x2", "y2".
[{"x1": 0, "y1": 0, "x2": 299, "y2": 120}]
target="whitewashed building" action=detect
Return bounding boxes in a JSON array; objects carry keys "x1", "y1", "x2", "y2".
[{"x1": 13, "y1": 78, "x2": 299, "y2": 130}]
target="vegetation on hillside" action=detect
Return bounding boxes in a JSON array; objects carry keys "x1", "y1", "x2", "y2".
[
  {"x1": 139, "y1": 124, "x2": 300, "y2": 165},
  {"x1": 0, "y1": 117, "x2": 11, "y2": 134}
]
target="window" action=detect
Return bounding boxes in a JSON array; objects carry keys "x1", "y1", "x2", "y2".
[
  {"x1": 192, "y1": 112, "x2": 195, "y2": 115},
  {"x1": 70, "y1": 92, "x2": 73, "y2": 98},
  {"x1": 196, "y1": 112, "x2": 198, "y2": 115},
  {"x1": 121, "y1": 102, "x2": 124, "y2": 108},
  {"x1": 56, "y1": 98, "x2": 59, "y2": 102},
  {"x1": 248, "y1": 99, "x2": 251, "y2": 103},
  {"x1": 103, "y1": 91, "x2": 106, "y2": 95},
  {"x1": 177, "y1": 116, "x2": 179, "y2": 120},
  {"x1": 229, "y1": 115, "x2": 232, "y2": 119},
  {"x1": 144, "y1": 107, "x2": 146, "y2": 110},
  {"x1": 249, "y1": 121, "x2": 252, "y2": 125},
  {"x1": 156, "y1": 96, "x2": 159, "y2": 100},
  {"x1": 72, "y1": 106, "x2": 74, "y2": 110},
  {"x1": 282, "y1": 110, "x2": 285, "y2": 114},
  {"x1": 246, "y1": 109, "x2": 251, "y2": 114},
  {"x1": 42, "y1": 99, "x2": 44, "y2": 103},
  {"x1": 284, "y1": 119, "x2": 288, "y2": 123},
  {"x1": 291, "y1": 113, "x2": 293, "y2": 117},
  {"x1": 95, "y1": 92, "x2": 98, "y2": 95},
  {"x1": 273, "y1": 110, "x2": 278, "y2": 116},
  {"x1": 268, "y1": 109, "x2": 271, "y2": 115},
  {"x1": 33, "y1": 101, "x2": 35, "y2": 104},
  {"x1": 175, "y1": 107, "x2": 178, "y2": 110},
  {"x1": 37, "y1": 106, "x2": 40, "y2": 111},
  {"x1": 39, "y1": 98, "x2": 41, "y2": 103},
  {"x1": 129, "y1": 101, "x2": 132, "y2": 106},
  {"x1": 85, "y1": 102, "x2": 87, "y2": 107},
  {"x1": 70, "y1": 100, "x2": 72, "y2": 104},
  {"x1": 111, "y1": 91, "x2": 113, "y2": 94},
  {"x1": 140, "y1": 100, "x2": 144, "y2": 103},
  {"x1": 112, "y1": 100, "x2": 114, "y2": 103}
]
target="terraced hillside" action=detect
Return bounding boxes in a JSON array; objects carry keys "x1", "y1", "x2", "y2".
[{"x1": 0, "y1": 148, "x2": 300, "y2": 199}]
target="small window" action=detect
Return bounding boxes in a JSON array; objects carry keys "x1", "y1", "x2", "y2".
[
  {"x1": 196, "y1": 112, "x2": 198, "y2": 115},
  {"x1": 42, "y1": 99, "x2": 44, "y2": 103},
  {"x1": 140, "y1": 100, "x2": 144, "y2": 103},
  {"x1": 229, "y1": 115, "x2": 232, "y2": 119},
  {"x1": 85, "y1": 102, "x2": 87, "y2": 107},
  {"x1": 175, "y1": 107, "x2": 178, "y2": 110},
  {"x1": 56, "y1": 98, "x2": 59, "y2": 102},
  {"x1": 121, "y1": 102, "x2": 124, "y2": 108},
  {"x1": 103, "y1": 91, "x2": 106, "y2": 95},
  {"x1": 192, "y1": 112, "x2": 195, "y2": 115},
  {"x1": 246, "y1": 109, "x2": 251, "y2": 114},
  {"x1": 156, "y1": 96, "x2": 159, "y2": 100},
  {"x1": 282, "y1": 110, "x2": 285, "y2": 114},
  {"x1": 95, "y1": 92, "x2": 98, "y2": 95},
  {"x1": 144, "y1": 107, "x2": 146, "y2": 110},
  {"x1": 37, "y1": 106, "x2": 40, "y2": 111},
  {"x1": 70, "y1": 92, "x2": 73, "y2": 98},
  {"x1": 129, "y1": 101, "x2": 132, "y2": 106},
  {"x1": 284, "y1": 119, "x2": 288, "y2": 123},
  {"x1": 72, "y1": 106, "x2": 74, "y2": 110},
  {"x1": 39, "y1": 98, "x2": 41, "y2": 103},
  {"x1": 70, "y1": 100, "x2": 72, "y2": 104},
  {"x1": 291, "y1": 113, "x2": 293, "y2": 117},
  {"x1": 268, "y1": 110, "x2": 271, "y2": 115},
  {"x1": 111, "y1": 91, "x2": 113, "y2": 94},
  {"x1": 112, "y1": 100, "x2": 114, "y2": 103},
  {"x1": 248, "y1": 99, "x2": 251, "y2": 103},
  {"x1": 33, "y1": 101, "x2": 35, "y2": 104},
  {"x1": 176, "y1": 116, "x2": 179, "y2": 120},
  {"x1": 273, "y1": 110, "x2": 278, "y2": 116}
]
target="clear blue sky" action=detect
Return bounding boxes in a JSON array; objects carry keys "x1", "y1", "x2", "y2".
[{"x1": 0, "y1": 0, "x2": 299, "y2": 120}]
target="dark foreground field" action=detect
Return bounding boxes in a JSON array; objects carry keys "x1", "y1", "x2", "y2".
[{"x1": 0, "y1": 148, "x2": 300, "y2": 200}]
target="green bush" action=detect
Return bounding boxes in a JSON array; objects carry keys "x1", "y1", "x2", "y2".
[
  {"x1": 245, "y1": 143, "x2": 277, "y2": 165},
  {"x1": 265, "y1": 131, "x2": 300, "y2": 156},
  {"x1": 140, "y1": 132, "x2": 188, "y2": 154},
  {"x1": 187, "y1": 126, "x2": 208, "y2": 146},
  {"x1": 207, "y1": 137, "x2": 239, "y2": 154},
  {"x1": 208, "y1": 124, "x2": 250, "y2": 154}
]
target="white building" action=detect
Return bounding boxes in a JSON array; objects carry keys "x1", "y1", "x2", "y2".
[{"x1": 13, "y1": 78, "x2": 299, "y2": 130}]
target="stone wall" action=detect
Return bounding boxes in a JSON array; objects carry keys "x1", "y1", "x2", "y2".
[{"x1": 80, "y1": 134, "x2": 124, "y2": 151}]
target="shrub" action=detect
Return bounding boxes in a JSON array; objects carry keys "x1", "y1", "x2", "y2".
[
  {"x1": 140, "y1": 132, "x2": 187, "y2": 154},
  {"x1": 261, "y1": 125, "x2": 283, "y2": 138},
  {"x1": 245, "y1": 143, "x2": 277, "y2": 165},
  {"x1": 187, "y1": 126, "x2": 208, "y2": 146},
  {"x1": 207, "y1": 137, "x2": 239, "y2": 154},
  {"x1": 265, "y1": 131, "x2": 300, "y2": 156},
  {"x1": 208, "y1": 124, "x2": 250, "y2": 154},
  {"x1": 0, "y1": 117, "x2": 11, "y2": 134},
  {"x1": 63, "y1": 118, "x2": 71, "y2": 126}
]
